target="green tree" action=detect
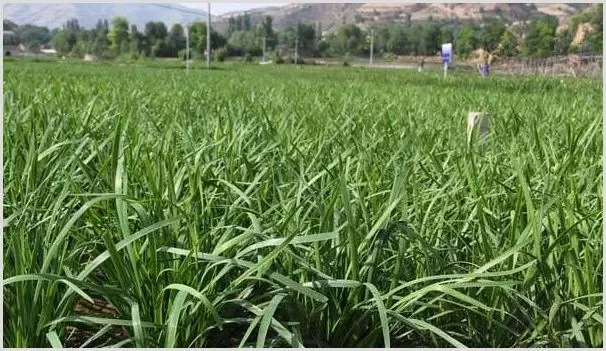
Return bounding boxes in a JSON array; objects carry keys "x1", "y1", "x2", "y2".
[
  {"x1": 190, "y1": 21, "x2": 228, "y2": 55},
  {"x1": 65, "y1": 18, "x2": 80, "y2": 32},
  {"x1": 3, "y1": 19, "x2": 18, "y2": 31},
  {"x1": 227, "y1": 16, "x2": 237, "y2": 37},
  {"x1": 553, "y1": 29, "x2": 572, "y2": 55},
  {"x1": 65, "y1": 20, "x2": 80, "y2": 49},
  {"x1": 278, "y1": 27, "x2": 297, "y2": 52},
  {"x1": 372, "y1": 27, "x2": 390, "y2": 53},
  {"x1": 254, "y1": 16, "x2": 277, "y2": 50},
  {"x1": 585, "y1": 4, "x2": 603, "y2": 52},
  {"x1": 261, "y1": 16, "x2": 274, "y2": 39},
  {"x1": 107, "y1": 17, "x2": 130, "y2": 55},
  {"x1": 144, "y1": 21, "x2": 171, "y2": 57},
  {"x1": 144, "y1": 21, "x2": 168, "y2": 43},
  {"x1": 243, "y1": 12, "x2": 252, "y2": 31},
  {"x1": 317, "y1": 39, "x2": 330, "y2": 56},
  {"x1": 499, "y1": 30, "x2": 518, "y2": 57},
  {"x1": 420, "y1": 24, "x2": 441, "y2": 55},
  {"x1": 478, "y1": 20, "x2": 506, "y2": 51},
  {"x1": 523, "y1": 15, "x2": 558, "y2": 57},
  {"x1": 49, "y1": 18, "x2": 81, "y2": 55},
  {"x1": 328, "y1": 24, "x2": 364, "y2": 56},
  {"x1": 92, "y1": 19, "x2": 110, "y2": 56},
  {"x1": 236, "y1": 15, "x2": 243, "y2": 31},
  {"x1": 456, "y1": 24, "x2": 477, "y2": 59},
  {"x1": 28, "y1": 40, "x2": 41, "y2": 53},
  {"x1": 129, "y1": 25, "x2": 146, "y2": 57},
  {"x1": 440, "y1": 27, "x2": 454, "y2": 46},
  {"x1": 387, "y1": 26, "x2": 409, "y2": 54},
  {"x1": 296, "y1": 22, "x2": 316, "y2": 56},
  {"x1": 72, "y1": 29, "x2": 96, "y2": 57},
  {"x1": 228, "y1": 30, "x2": 261, "y2": 56},
  {"x1": 51, "y1": 30, "x2": 71, "y2": 55},
  {"x1": 15, "y1": 24, "x2": 52, "y2": 46},
  {"x1": 405, "y1": 25, "x2": 424, "y2": 54},
  {"x1": 168, "y1": 24, "x2": 186, "y2": 56}
]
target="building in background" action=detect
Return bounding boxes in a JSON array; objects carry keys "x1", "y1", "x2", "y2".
[{"x1": 4, "y1": 30, "x2": 22, "y2": 56}]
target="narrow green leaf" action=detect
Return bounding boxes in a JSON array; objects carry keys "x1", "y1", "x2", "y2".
[
  {"x1": 257, "y1": 293, "x2": 287, "y2": 348},
  {"x1": 46, "y1": 330, "x2": 63, "y2": 348},
  {"x1": 165, "y1": 290, "x2": 188, "y2": 348}
]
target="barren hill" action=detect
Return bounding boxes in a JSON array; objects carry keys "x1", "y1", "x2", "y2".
[
  {"x1": 213, "y1": 3, "x2": 592, "y2": 34},
  {"x1": 3, "y1": 3, "x2": 207, "y2": 30}
]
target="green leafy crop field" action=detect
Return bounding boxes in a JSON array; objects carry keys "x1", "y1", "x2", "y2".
[{"x1": 3, "y1": 60, "x2": 603, "y2": 347}]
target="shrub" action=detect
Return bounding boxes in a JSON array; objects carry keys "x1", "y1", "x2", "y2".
[
  {"x1": 244, "y1": 53, "x2": 253, "y2": 62},
  {"x1": 342, "y1": 53, "x2": 352, "y2": 67},
  {"x1": 179, "y1": 50, "x2": 203, "y2": 61},
  {"x1": 129, "y1": 51, "x2": 140, "y2": 60},
  {"x1": 115, "y1": 54, "x2": 135, "y2": 63},
  {"x1": 215, "y1": 47, "x2": 228, "y2": 62},
  {"x1": 274, "y1": 53, "x2": 285, "y2": 64},
  {"x1": 226, "y1": 44, "x2": 243, "y2": 57},
  {"x1": 382, "y1": 52, "x2": 397, "y2": 61},
  {"x1": 178, "y1": 49, "x2": 191, "y2": 60},
  {"x1": 283, "y1": 55, "x2": 305, "y2": 65}
]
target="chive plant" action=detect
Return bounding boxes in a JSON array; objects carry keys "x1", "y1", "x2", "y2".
[{"x1": 3, "y1": 60, "x2": 602, "y2": 348}]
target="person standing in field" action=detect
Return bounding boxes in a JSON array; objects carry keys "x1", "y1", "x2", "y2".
[
  {"x1": 478, "y1": 50, "x2": 491, "y2": 78},
  {"x1": 418, "y1": 56, "x2": 425, "y2": 72}
]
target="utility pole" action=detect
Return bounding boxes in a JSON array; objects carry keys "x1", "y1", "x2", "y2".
[
  {"x1": 206, "y1": 2, "x2": 211, "y2": 69},
  {"x1": 369, "y1": 29, "x2": 374, "y2": 66},
  {"x1": 185, "y1": 24, "x2": 190, "y2": 75},
  {"x1": 294, "y1": 37, "x2": 298, "y2": 65},
  {"x1": 263, "y1": 36, "x2": 266, "y2": 62}
]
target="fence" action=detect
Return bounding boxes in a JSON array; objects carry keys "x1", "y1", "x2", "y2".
[
  {"x1": 303, "y1": 54, "x2": 603, "y2": 77},
  {"x1": 494, "y1": 54, "x2": 602, "y2": 77}
]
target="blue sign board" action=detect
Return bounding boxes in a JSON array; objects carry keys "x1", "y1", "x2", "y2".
[{"x1": 441, "y1": 43, "x2": 453, "y2": 65}]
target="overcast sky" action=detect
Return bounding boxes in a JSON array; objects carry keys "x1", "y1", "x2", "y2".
[{"x1": 182, "y1": 3, "x2": 286, "y2": 15}]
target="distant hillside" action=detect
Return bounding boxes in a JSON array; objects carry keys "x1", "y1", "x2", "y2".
[
  {"x1": 3, "y1": 3, "x2": 207, "y2": 30},
  {"x1": 213, "y1": 3, "x2": 593, "y2": 34}
]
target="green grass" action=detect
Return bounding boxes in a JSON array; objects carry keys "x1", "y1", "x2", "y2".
[{"x1": 3, "y1": 60, "x2": 603, "y2": 348}]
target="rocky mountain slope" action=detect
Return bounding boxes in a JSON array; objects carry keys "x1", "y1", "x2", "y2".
[
  {"x1": 3, "y1": 3, "x2": 594, "y2": 36},
  {"x1": 3, "y1": 3, "x2": 207, "y2": 30},
  {"x1": 213, "y1": 3, "x2": 592, "y2": 33}
]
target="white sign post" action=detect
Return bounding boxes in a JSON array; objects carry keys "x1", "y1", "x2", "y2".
[{"x1": 441, "y1": 43, "x2": 452, "y2": 78}]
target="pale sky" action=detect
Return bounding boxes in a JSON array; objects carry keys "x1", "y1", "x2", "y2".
[{"x1": 182, "y1": 3, "x2": 287, "y2": 15}]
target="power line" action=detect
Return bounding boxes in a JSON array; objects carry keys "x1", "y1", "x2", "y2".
[
  {"x1": 152, "y1": 3, "x2": 212, "y2": 71},
  {"x1": 151, "y1": 4, "x2": 212, "y2": 70},
  {"x1": 151, "y1": 4, "x2": 207, "y2": 18}
]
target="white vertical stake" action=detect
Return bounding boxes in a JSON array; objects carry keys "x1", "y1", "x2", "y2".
[{"x1": 443, "y1": 62, "x2": 448, "y2": 78}]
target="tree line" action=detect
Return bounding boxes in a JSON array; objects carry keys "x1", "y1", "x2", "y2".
[{"x1": 4, "y1": 5, "x2": 602, "y2": 61}]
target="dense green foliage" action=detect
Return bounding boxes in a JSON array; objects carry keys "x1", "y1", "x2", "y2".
[
  {"x1": 6, "y1": 4, "x2": 603, "y2": 60},
  {"x1": 3, "y1": 19, "x2": 53, "y2": 47},
  {"x1": 3, "y1": 60, "x2": 603, "y2": 348},
  {"x1": 567, "y1": 4, "x2": 603, "y2": 52},
  {"x1": 523, "y1": 16, "x2": 560, "y2": 58}
]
